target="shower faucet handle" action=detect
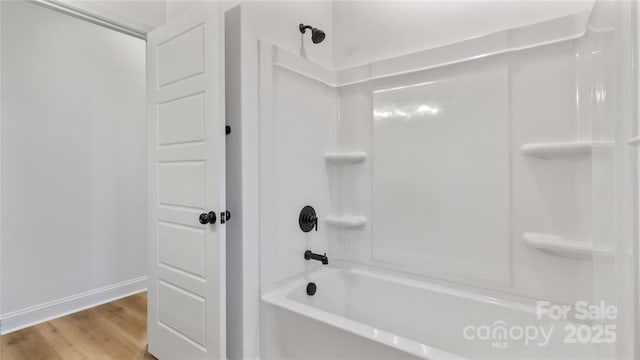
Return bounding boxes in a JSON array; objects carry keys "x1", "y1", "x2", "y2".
[
  {"x1": 304, "y1": 213, "x2": 318, "y2": 231},
  {"x1": 299, "y1": 205, "x2": 318, "y2": 232}
]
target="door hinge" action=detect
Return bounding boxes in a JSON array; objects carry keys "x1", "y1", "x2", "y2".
[{"x1": 220, "y1": 210, "x2": 231, "y2": 224}]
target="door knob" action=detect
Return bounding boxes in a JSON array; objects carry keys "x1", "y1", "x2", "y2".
[{"x1": 199, "y1": 211, "x2": 217, "y2": 224}]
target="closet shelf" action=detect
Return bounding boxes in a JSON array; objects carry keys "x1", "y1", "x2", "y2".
[
  {"x1": 521, "y1": 141, "x2": 592, "y2": 158},
  {"x1": 523, "y1": 232, "x2": 612, "y2": 259},
  {"x1": 324, "y1": 152, "x2": 367, "y2": 165},
  {"x1": 325, "y1": 215, "x2": 367, "y2": 229}
]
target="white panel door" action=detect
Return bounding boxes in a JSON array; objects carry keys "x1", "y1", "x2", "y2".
[{"x1": 147, "y1": 4, "x2": 225, "y2": 359}]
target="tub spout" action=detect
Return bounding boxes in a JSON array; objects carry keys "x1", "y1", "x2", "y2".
[{"x1": 304, "y1": 250, "x2": 329, "y2": 265}]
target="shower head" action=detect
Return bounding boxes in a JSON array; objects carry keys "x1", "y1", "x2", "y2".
[
  {"x1": 311, "y1": 28, "x2": 326, "y2": 44},
  {"x1": 299, "y1": 23, "x2": 326, "y2": 44}
]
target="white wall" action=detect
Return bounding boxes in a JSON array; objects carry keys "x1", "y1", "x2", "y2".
[
  {"x1": 259, "y1": 46, "x2": 337, "y2": 290},
  {"x1": 168, "y1": 0, "x2": 334, "y2": 69},
  {"x1": 0, "y1": 1, "x2": 147, "y2": 332},
  {"x1": 166, "y1": 0, "x2": 203, "y2": 21},
  {"x1": 333, "y1": 0, "x2": 594, "y2": 69},
  {"x1": 168, "y1": 0, "x2": 594, "y2": 71},
  {"x1": 334, "y1": 36, "x2": 596, "y2": 304},
  {"x1": 225, "y1": 7, "x2": 245, "y2": 359}
]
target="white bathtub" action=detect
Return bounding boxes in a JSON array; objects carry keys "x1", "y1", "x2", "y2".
[{"x1": 262, "y1": 267, "x2": 598, "y2": 359}]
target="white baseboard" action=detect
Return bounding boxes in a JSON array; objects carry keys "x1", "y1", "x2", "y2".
[{"x1": 1, "y1": 276, "x2": 148, "y2": 335}]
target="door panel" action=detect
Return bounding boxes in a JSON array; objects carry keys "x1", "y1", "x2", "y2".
[
  {"x1": 158, "y1": 222, "x2": 206, "y2": 277},
  {"x1": 147, "y1": 4, "x2": 225, "y2": 359},
  {"x1": 157, "y1": 25, "x2": 205, "y2": 87},
  {"x1": 158, "y1": 93, "x2": 206, "y2": 146},
  {"x1": 158, "y1": 281, "x2": 207, "y2": 346},
  {"x1": 158, "y1": 161, "x2": 206, "y2": 209}
]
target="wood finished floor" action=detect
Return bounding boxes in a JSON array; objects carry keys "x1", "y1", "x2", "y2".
[{"x1": 1, "y1": 292, "x2": 156, "y2": 360}]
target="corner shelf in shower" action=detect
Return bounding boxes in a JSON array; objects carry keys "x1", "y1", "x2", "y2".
[
  {"x1": 628, "y1": 136, "x2": 640, "y2": 146},
  {"x1": 523, "y1": 232, "x2": 613, "y2": 259},
  {"x1": 520, "y1": 141, "x2": 592, "y2": 158},
  {"x1": 325, "y1": 215, "x2": 367, "y2": 229},
  {"x1": 324, "y1": 152, "x2": 367, "y2": 165}
]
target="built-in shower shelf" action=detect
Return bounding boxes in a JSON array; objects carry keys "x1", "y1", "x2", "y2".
[
  {"x1": 628, "y1": 136, "x2": 640, "y2": 146},
  {"x1": 521, "y1": 141, "x2": 592, "y2": 158},
  {"x1": 325, "y1": 215, "x2": 367, "y2": 229},
  {"x1": 523, "y1": 232, "x2": 612, "y2": 259},
  {"x1": 324, "y1": 152, "x2": 367, "y2": 165}
]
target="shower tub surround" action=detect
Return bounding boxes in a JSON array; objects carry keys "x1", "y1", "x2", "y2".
[{"x1": 259, "y1": 6, "x2": 622, "y2": 360}]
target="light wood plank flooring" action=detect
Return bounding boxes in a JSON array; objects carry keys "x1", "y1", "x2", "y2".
[{"x1": 1, "y1": 292, "x2": 155, "y2": 360}]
